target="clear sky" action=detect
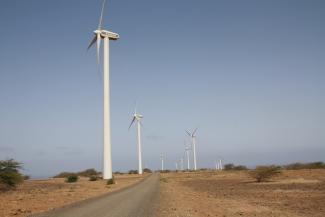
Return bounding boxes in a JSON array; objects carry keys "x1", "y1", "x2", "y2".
[{"x1": 0, "y1": 0, "x2": 324, "y2": 177}]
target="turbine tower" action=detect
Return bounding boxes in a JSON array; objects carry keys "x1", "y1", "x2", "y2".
[
  {"x1": 180, "y1": 158, "x2": 184, "y2": 170},
  {"x1": 128, "y1": 107, "x2": 144, "y2": 175},
  {"x1": 160, "y1": 155, "x2": 164, "y2": 171},
  {"x1": 184, "y1": 141, "x2": 191, "y2": 170},
  {"x1": 186, "y1": 128, "x2": 198, "y2": 170},
  {"x1": 215, "y1": 160, "x2": 219, "y2": 170},
  {"x1": 87, "y1": 0, "x2": 119, "y2": 180}
]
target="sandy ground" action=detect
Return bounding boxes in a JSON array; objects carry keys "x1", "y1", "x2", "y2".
[
  {"x1": 0, "y1": 174, "x2": 147, "y2": 217},
  {"x1": 157, "y1": 169, "x2": 325, "y2": 217}
]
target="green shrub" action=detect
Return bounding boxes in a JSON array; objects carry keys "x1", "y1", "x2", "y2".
[
  {"x1": 106, "y1": 178, "x2": 115, "y2": 185},
  {"x1": 250, "y1": 166, "x2": 281, "y2": 182},
  {"x1": 23, "y1": 175, "x2": 30, "y2": 180},
  {"x1": 89, "y1": 175, "x2": 98, "y2": 181},
  {"x1": 66, "y1": 175, "x2": 78, "y2": 183},
  {"x1": 0, "y1": 159, "x2": 24, "y2": 190}
]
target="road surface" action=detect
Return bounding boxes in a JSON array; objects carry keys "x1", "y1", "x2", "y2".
[{"x1": 30, "y1": 173, "x2": 160, "y2": 217}]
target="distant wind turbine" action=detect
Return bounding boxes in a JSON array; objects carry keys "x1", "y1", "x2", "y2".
[
  {"x1": 160, "y1": 155, "x2": 164, "y2": 171},
  {"x1": 186, "y1": 128, "x2": 198, "y2": 170},
  {"x1": 128, "y1": 107, "x2": 144, "y2": 175},
  {"x1": 184, "y1": 141, "x2": 191, "y2": 170},
  {"x1": 219, "y1": 159, "x2": 223, "y2": 170},
  {"x1": 87, "y1": 0, "x2": 119, "y2": 180},
  {"x1": 180, "y1": 158, "x2": 184, "y2": 170}
]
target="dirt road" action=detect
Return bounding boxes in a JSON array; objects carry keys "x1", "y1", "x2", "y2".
[{"x1": 30, "y1": 173, "x2": 160, "y2": 217}]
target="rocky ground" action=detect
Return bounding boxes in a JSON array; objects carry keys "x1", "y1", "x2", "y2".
[
  {"x1": 0, "y1": 174, "x2": 147, "y2": 217},
  {"x1": 157, "y1": 169, "x2": 325, "y2": 217}
]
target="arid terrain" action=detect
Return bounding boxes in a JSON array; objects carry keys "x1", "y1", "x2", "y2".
[
  {"x1": 0, "y1": 174, "x2": 147, "y2": 217},
  {"x1": 157, "y1": 169, "x2": 325, "y2": 217}
]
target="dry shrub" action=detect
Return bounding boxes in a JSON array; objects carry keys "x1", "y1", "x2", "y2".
[
  {"x1": 250, "y1": 166, "x2": 281, "y2": 182},
  {"x1": 106, "y1": 178, "x2": 115, "y2": 185},
  {"x1": 0, "y1": 159, "x2": 24, "y2": 190}
]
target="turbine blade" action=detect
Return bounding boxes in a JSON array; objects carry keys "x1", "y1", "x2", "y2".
[
  {"x1": 193, "y1": 128, "x2": 198, "y2": 136},
  {"x1": 98, "y1": 0, "x2": 107, "y2": 29},
  {"x1": 128, "y1": 117, "x2": 136, "y2": 130},
  {"x1": 96, "y1": 33, "x2": 101, "y2": 65},
  {"x1": 185, "y1": 130, "x2": 191, "y2": 136},
  {"x1": 134, "y1": 101, "x2": 137, "y2": 115},
  {"x1": 87, "y1": 35, "x2": 97, "y2": 50}
]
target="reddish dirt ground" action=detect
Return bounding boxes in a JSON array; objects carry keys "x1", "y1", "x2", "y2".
[
  {"x1": 157, "y1": 169, "x2": 325, "y2": 217},
  {"x1": 0, "y1": 174, "x2": 147, "y2": 217}
]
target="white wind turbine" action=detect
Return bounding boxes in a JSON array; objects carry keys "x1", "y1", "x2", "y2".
[
  {"x1": 219, "y1": 158, "x2": 223, "y2": 170},
  {"x1": 160, "y1": 155, "x2": 164, "y2": 171},
  {"x1": 215, "y1": 160, "x2": 219, "y2": 170},
  {"x1": 184, "y1": 141, "x2": 191, "y2": 170},
  {"x1": 180, "y1": 158, "x2": 184, "y2": 170},
  {"x1": 87, "y1": 0, "x2": 119, "y2": 180},
  {"x1": 186, "y1": 128, "x2": 198, "y2": 170},
  {"x1": 128, "y1": 107, "x2": 144, "y2": 175}
]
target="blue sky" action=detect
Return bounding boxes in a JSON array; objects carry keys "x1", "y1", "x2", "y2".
[{"x1": 0, "y1": 0, "x2": 324, "y2": 177}]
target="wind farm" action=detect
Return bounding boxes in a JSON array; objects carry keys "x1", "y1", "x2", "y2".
[{"x1": 0, "y1": 0, "x2": 325, "y2": 217}]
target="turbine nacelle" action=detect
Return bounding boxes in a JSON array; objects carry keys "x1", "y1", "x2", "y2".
[
  {"x1": 134, "y1": 113, "x2": 143, "y2": 120},
  {"x1": 94, "y1": 29, "x2": 119, "y2": 40}
]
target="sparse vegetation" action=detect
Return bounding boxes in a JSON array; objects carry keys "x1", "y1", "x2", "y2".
[
  {"x1": 250, "y1": 166, "x2": 281, "y2": 182},
  {"x1": 106, "y1": 178, "x2": 115, "y2": 185},
  {"x1": 284, "y1": 162, "x2": 325, "y2": 170},
  {"x1": 77, "y1": 168, "x2": 99, "y2": 177},
  {"x1": 66, "y1": 175, "x2": 78, "y2": 183},
  {"x1": 54, "y1": 172, "x2": 77, "y2": 178},
  {"x1": 114, "y1": 171, "x2": 124, "y2": 175},
  {"x1": 0, "y1": 159, "x2": 24, "y2": 190},
  {"x1": 143, "y1": 168, "x2": 152, "y2": 173},
  {"x1": 160, "y1": 170, "x2": 171, "y2": 173},
  {"x1": 89, "y1": 175, "x2": 98, "y2": 181},
  {"x1": 128, "y1": 170, "x2": 138, "y2": 174},
  {"x1": 224, "y1": 163, "x2": 235, "y2": 170},
  {"x1": 224, "y1": 163, "x2": 247, "y2": 170},
  {"x1": 54, "y1": 168, "x2": 99, "y2": 178}
]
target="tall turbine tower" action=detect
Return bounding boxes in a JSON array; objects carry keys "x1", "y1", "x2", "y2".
[
  {"x1": 186, "y1": 128, "x2": 198, "y2": 170},
  {"x1": 128, "y1": 108, "x2": 144, "y2": 175},
  {"x1": 184, "y1": 141, "x2": 191, "y2": 170},
  {"x1": 160, "y1": 155, "x2": 164, "y2": 171},
  {"x1": 87, "y1": 0, "x2": 119, "y2": 180},
  {"x1": 180, "y1": 158, "x2": 184, "y2": 170},
  {"x1": 219, "y1": 159, "x2": 223, "y2": 170}
]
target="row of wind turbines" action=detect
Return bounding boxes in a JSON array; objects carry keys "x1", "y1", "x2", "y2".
[{"x1": 87, "y1": 0, "x2": 223, "y2": 179}]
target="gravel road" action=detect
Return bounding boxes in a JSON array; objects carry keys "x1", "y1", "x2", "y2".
[{"x1": 30, "y1": 173, "x2": 160, "y2": 217}]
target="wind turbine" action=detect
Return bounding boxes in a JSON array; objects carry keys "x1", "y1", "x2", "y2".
[
  {"x1": 186, "y1": 128, "x2": 198, "y2": 170},
  {"x1": 160, "y1": 155, "x2": 164, "y2": 171},
  {"x1": 215, "y1": 160, "x2": 219, "y2": 170},
  {"x1": 128, "y1": 107, "x2": 144, "y2": 175},
  {"x1": 184, "y1": 141, "x2": 191, "y2": 170},
  {"x1": 87, "y1": 0, "x2": 119, "y2": 180},
  {"x1": 219, "y1": 158, "x2": 223, "y2": 170},
  {"x1": 180, "y1": 158, "x2": 184, "y2": 170}
]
